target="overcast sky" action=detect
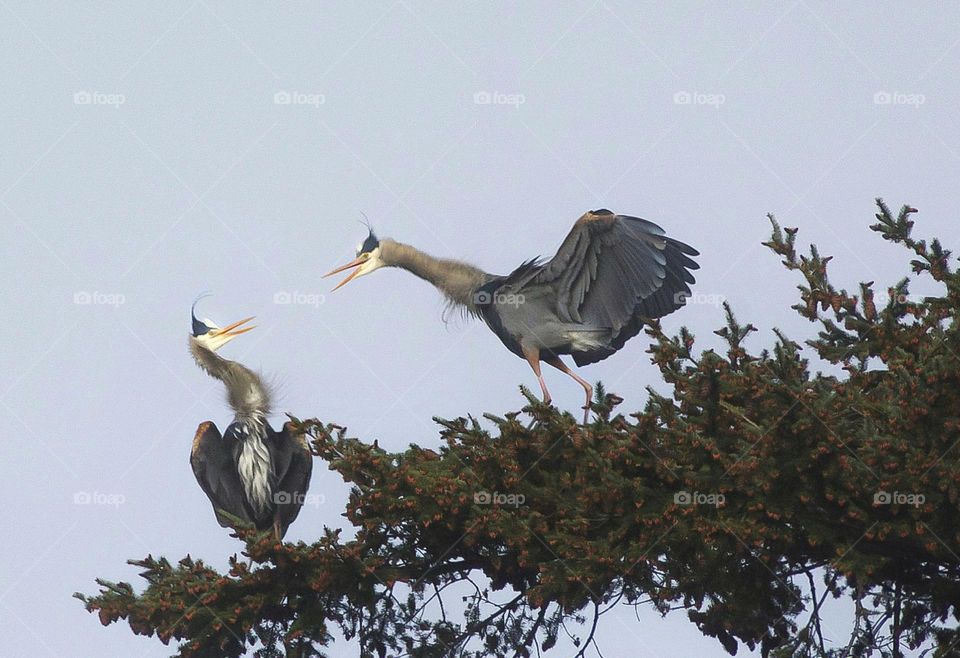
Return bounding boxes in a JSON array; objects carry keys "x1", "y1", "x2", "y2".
[{"x1": 2, "y1": 2, "x2": 958, "y2": 657}]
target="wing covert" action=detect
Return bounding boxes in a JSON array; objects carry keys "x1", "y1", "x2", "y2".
[
  {"x1": 190, "y1": 421, "x2": 251, "y2": 528},
  {"x1": 530, "y1": 210, "x2": 699, "y2": 332},
  {"x1": 273, "y1": 422, "x2": 314, "y2": 537}
]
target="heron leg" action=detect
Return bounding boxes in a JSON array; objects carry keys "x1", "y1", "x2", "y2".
[
  {"x1": 522, "y1": 346, "x2": 552, "y2": 405},
  {"x1": 272, "y1": 513, "x2": 282, "y2": 543},
  {"x1": 543, "y1": 356, "x2": 593, "y2": 424}
]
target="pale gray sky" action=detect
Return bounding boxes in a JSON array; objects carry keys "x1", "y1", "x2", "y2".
[{"x1": 1, "y1": 2, "x2": 957, "y2": 657}]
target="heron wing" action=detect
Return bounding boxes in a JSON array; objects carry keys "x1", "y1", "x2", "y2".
[
  {"x1": 272, "y1": 422, "x2": 314, "y2": 538},
  {"x1": 531, "y1": 210, "x2": 699, "y2": 331},
  {"x1": 190, "y1": 421, "x2": 252, "y2": 529}
]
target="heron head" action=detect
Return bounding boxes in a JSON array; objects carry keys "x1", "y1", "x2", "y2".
[
  {"x1": 323, "y1": 227, "x2": 384, "y2": 291},
  {"x1": 190, "y1": 294, "x2": 256, "y2": 351}
]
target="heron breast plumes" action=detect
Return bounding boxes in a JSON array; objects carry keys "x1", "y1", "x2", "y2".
[{"x1": 235, "y1": 418, "x2": 274, "y2": 516}]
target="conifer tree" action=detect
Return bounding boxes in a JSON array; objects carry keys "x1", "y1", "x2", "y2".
[{"x1": 77, "y1": 200, "x2": 960, "y2": 657}]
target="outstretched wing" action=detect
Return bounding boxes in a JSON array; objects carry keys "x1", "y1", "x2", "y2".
[
  {"x1": 531, "y1": 209, "x2": 699, "y2": 331},
  {"x1": 190, "y1": 421, "x2": 252, "y2": 529},
  {"x1": 271, "y1": 422, "x2": 314, "y2": 538}
]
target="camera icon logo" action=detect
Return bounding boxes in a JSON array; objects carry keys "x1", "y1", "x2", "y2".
[
  {"x1": 673, "y1": 491, "x2": 692, "y2": 505},
  {"x1": 873, "y1": 490, "x2": 891, "y2": 505},
  {"x1": 474, "y1": 491, "x2": 491, "y2": 504},
  {"x1": 274, "y1": 491, "x2": 292, "y2": 504},
  {"x1": 274, "y1": 91, "x2": 292, "y2": 105},
  {"x1": 473, "y1": 290, "x2": 492, "y2": 305}
]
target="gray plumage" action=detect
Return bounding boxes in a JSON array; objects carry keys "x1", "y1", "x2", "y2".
[
  {"x1": 190, "y1": 340, "x2": 272, "y2": 418},
  {"x1": 329, "y1": 209, "x2": 699, "y2": 422},
  {"x1": 476, "y1": 210, "x2": 699, "y2": 366},
  {"x1": 379, "y1": 239, "x2": 487, "y2": 311},
  {"x1": 188, "y1": 311, "x2": 312, "y2": 540}
]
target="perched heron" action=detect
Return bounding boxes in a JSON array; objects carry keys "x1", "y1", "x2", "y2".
[
  {"x1": 188, "y1": 296, "x2": 312, "y2": 540},
  {"x1": 324, "y1": 209, "x2": 699, "y2": 422}
]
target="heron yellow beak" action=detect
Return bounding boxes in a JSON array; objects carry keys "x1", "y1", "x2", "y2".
[
  {"x1": 323, "y1": 255, "x2": 367, "y2": 291},
  {"x1": 211, "y1": 316, "x2": 256, "y2": 338}
]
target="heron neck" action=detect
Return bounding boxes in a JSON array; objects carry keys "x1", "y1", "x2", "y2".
[
  {"x1": 380, "y1": 239, "x2": 487, "y2": 310},
  {"x1": 189, "y1": 339, "x2": 271, "y2": 419}
]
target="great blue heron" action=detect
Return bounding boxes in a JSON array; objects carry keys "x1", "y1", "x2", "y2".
[
  {"x1": 324, "y1": 209, "x2": 699, "y2": 422},
  {"x1": 188, "y1": 296, "x2": 312, "y2": 540}
]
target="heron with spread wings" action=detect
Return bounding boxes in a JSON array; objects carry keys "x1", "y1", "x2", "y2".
[
  {"x1": 324, "y1": 209, "x2": 699, "y2": 422},
  {"x1": 188, "y1": 296, "x2": 312, "y2": 540}
]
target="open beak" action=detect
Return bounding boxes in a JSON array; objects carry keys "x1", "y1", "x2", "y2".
[
  {"x1": 323, "y1": 257, "x2": 365, "y2": 292},
  {"x1": 211, "y1": 316, "x2": 256, "y2": 338}
]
